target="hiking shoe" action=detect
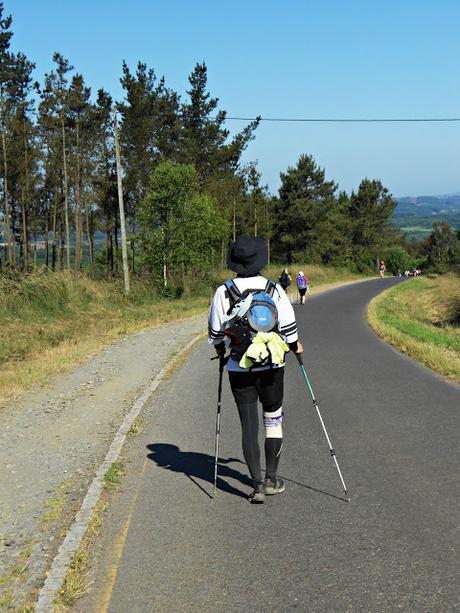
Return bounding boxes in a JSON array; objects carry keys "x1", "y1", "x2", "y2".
[
  {"x1": 248, "y1": 483, "x2": 265, "y2": 504},
  {"x1": 264, "y1": 477, "x2": 285, "y2": 495}
]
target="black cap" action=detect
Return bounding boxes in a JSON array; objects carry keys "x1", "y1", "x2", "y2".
[{"x1": 227, "y1": 236, "x2": 268, "y2": 276}]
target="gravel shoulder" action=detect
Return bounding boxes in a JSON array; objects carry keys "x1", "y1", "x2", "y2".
[{"x1": 0, "y1": 314, "x2": 205, "y2": 610}]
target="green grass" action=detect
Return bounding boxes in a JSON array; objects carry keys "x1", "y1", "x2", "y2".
[
  {"x1": 103, "y1": 461, "x2": 125, "y2": 492},
  {"x1": 368, "y1": 274, "x2": 460, "y2": 382}
]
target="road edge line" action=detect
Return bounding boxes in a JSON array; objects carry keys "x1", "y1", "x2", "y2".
[{"x1": 35, "y1": 333, "x2": 203, "y2": 612}]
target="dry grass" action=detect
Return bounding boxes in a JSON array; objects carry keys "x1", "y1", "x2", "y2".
[
  {"x1": 0, "y1": 271, "x2": 208, "y2": 406},
  {"x1": 127, "y1": 415, "x2": 147, "y2": 436},
  {"x1": 54, "y1": 499, "x2": 108, "y2": 611},
  {"x1": 0, "y1": 543, "x2": 34, "y2": 611},
  {"x1": 368, "y1": 274, "x2": 460, "y2": 382}
]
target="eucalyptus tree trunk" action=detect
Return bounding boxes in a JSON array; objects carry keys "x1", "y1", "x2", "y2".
[
  {"x1": 52, "y1": 188, "x2": 58, "y2": 270},
  {"x1": 264, "y1": 199, "x2": 271, "y2": 265},
  {"x1": 106, "y1": 220, "x2": 113, "y2": 278},
  {"x1": 21, "y1": 123, "x2": 31, "y2": 270},
  {"x1": 2, "y1": 131, "x2": 12, "y2": 265},
  {"x1": 45, "y1": 214, "x2": 49, "y2": 268},
  {"x1": 59, "y1": 208, "x2": 65, "y2": 270},
  {"x1": 0, "y1": 86, "x2": 12, "y2": 266},
  {"x1": 221, "y1": 239, "x2": 225, "y2": 270},
  {"x1": 74, "y1": 118, "x2": 83, "y2": 271},
  {"x1": 61, "y1": 117, "x2": 71, "y2": 269},
  {"x1": 85, "y1": 202, "x2": 94, "y2": 276},
  {"x1": 20, "y1": 186, "x2": 27, "y2": 270},
  {"x1": 114, "y1": 208, "x2": 119, "y2": 273}
]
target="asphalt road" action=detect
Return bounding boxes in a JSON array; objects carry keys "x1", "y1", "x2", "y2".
[{"x1": 84, "y1": 278, "x2": 460, "y2": 613}]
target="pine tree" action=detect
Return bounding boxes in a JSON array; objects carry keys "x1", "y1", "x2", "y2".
[
  {"x1": 348, "y1": 178, "x2": 396, "y2": 267},
  {"x1": 274, "y1": 154, "x2": 337, "y2": 262},
  {"x1": 423, "y1": 222, "x2": 460, "y2": 272},
  {"x1": 181, "y1": 62, "x2": 259, "y2": 183},
  {"x1": 118, "y1": 61, "x2": 182, "y2": 268}
]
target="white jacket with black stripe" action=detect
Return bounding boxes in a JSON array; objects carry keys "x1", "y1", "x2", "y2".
[{"x1": 208, "y1": 275, "x2": 299, "y2": 372}]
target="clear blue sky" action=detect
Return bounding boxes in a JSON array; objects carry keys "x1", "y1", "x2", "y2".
[{"x1": 10, "y1": 0, "x2": 460, "y2": 197}]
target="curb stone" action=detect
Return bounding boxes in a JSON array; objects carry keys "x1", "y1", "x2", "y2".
[{"x1": 35, "y1": 333, "x2": 203, "y2": 612}]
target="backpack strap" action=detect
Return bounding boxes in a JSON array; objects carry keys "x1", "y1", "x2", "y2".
[
  {"x1": 224, "y1": 280, "x2": 242, "y2": 308},
  {"x1": 264, "y1": 279, "x2": 277, "y2": 298}
]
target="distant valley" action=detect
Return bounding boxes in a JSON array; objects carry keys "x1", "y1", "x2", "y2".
[{"x1": 392, "y1": 192, "x2": 460, "y2": 240}]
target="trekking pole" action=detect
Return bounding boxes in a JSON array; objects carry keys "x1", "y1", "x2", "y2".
[
  {"x1": 211, "y1": 355, "x2": 225, "y2": 496},
  {"x1": 295, "y1": 354, "x2": 350, "y2": 501}
]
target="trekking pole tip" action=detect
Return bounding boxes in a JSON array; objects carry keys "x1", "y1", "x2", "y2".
[{"x1": 345, "y1": 490, "x2": 350, "y2": 502}]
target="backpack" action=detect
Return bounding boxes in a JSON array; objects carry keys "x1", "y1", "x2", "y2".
[
  {"x1": 296, "y1": 275, "x2": 307, "y2": 289},
  {"x1": 223, "y1": 279, "x2": 279, "y2": 361},
  {"x1": 279, "y1": 271, "x2": 289, "y2": 286}
]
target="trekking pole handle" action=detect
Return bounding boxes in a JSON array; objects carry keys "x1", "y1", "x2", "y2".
[{"x1": 295, "y1": 353, "x2": 304, "y2": 366}]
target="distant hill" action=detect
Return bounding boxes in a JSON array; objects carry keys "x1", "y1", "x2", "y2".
[{"x1": 392, "y1": 192, "x2": 460, "y2": 240}]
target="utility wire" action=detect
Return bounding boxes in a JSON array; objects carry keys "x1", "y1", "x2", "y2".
[{"x1": 224, "y1": 116, "x2": 460, "y2": 123}]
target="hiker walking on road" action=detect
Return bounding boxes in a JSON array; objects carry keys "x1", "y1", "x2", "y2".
[
  {"x1": 208, "y1": 236, "x2": 303, "y2": 503},
  {"x1": 279, "y1": 268, "x2": 292, "y2": 292},
  {"x1": 379, "y1": 260, "x2": 386, "y2": 278},
  {"x1": 296, "y1": 271, "x2": 309, "y2": 304}
]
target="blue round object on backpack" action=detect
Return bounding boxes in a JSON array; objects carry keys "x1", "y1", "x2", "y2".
[{"x1": 247, "y1": 292, "x2": 278, "y2": 332}]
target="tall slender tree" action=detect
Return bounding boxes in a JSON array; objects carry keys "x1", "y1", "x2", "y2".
[
  {"x1": 53, "y1": 53, "x2": 73, "y2": 268},
  {"x1": 68, "y1": 73, "x2": 91, "y2": 270},
  {"x1": 0, "y1": 2, "x2": 14, "y2": 265},
  {"x1": 92, "y1": 89, "x2": 116, "y2": 276}
]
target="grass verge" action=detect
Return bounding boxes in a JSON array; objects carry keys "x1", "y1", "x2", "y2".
[
  {"x1": 0, "y1": 271, "x2": 209, "y2": 406},
  {"x1": 54, "y1": 459, "x2": 130, "y2": 608},
  {"x1": 54, "y1": 498, "x2": 108, "y2": 611},
  {"x1": 368, "y1": 273, "x2": 460, "y2": 383}
]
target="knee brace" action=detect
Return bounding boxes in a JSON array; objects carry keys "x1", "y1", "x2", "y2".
[{"x1": 264, "y1": 406, "x2": 283, "y2": 439}]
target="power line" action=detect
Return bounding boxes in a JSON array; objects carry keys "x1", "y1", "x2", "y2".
[{"x1": 224, "y1": 116, "x2": 460, "y2": 123}]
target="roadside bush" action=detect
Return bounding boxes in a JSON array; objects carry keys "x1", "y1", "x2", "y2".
[{"x1": 383, "y1": 246, "x2": 412, "y2": 275}]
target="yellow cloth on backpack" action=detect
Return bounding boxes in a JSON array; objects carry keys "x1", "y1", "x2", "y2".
[{"x1": 239, "y1": 332, "x2": 289, "y2": 369}]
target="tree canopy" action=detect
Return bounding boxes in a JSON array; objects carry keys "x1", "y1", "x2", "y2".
[{"x1": 1, "y1": 0, "x2": 456, "y2": 284}]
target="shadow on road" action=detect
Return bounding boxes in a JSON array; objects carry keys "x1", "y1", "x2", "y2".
[
  {"x1": 278, "y1": 474, "x2": 349, "y2": 503},
  {"x1": 146, "y1": 443, "x2": 252, "y2": 499}
]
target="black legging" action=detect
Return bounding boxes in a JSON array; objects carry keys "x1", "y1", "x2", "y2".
[
  {"x1": 236, "y1": 403, "x2": 282, "y2": 483},
  {"x1": 229, "y1": 369, "x2": 284, "y2": 484}
]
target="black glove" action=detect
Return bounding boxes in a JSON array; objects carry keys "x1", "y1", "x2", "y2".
[{"x1": 215, "y1": 342, "x2": 226, "y2": 357}]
